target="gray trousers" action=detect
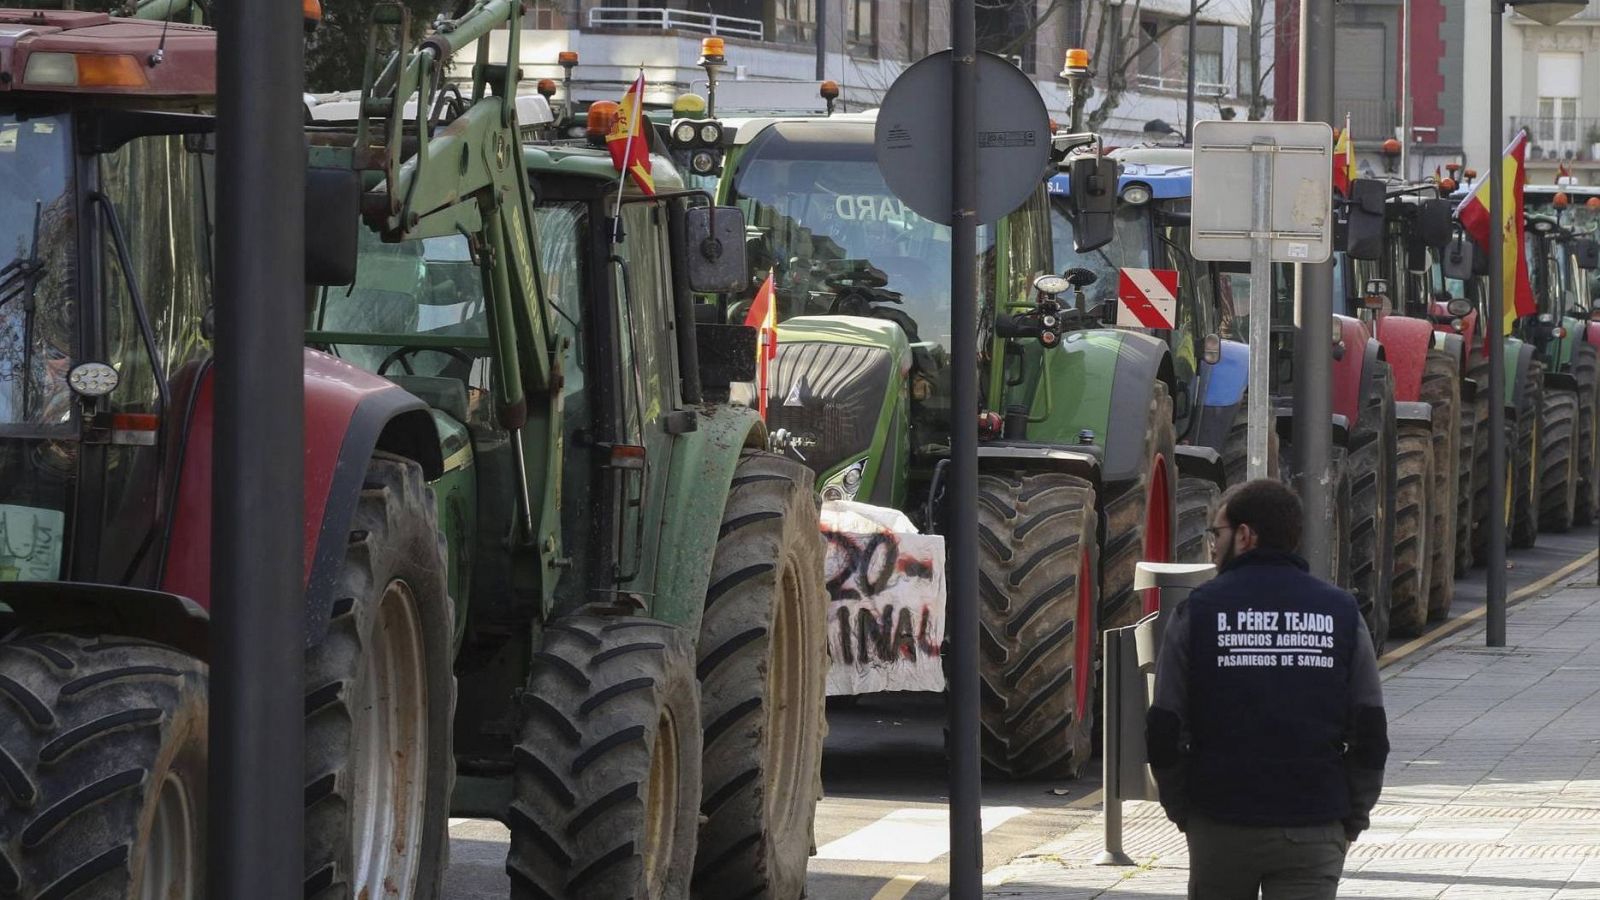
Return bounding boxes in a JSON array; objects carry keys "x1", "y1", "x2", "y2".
[{"x1": 1184, "y1": 814, "x2": 1350, "y2": 899}]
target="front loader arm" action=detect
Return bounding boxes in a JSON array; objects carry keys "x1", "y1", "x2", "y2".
[{"x1": 353, "y1": 0, "x2": 563, "y2": 609}]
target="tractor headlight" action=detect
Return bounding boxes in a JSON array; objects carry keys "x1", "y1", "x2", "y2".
[
  {"x1": 1122, "y1": 184, "x2": 1152, "y2": 205},
  {"x1": 700, "y1": 122, "x2": 722, "y2": 144},
  {"x1": 68, "y1": 362, "x2": 119, "y2": 397},
  {"x1": 1446, "y1": 297, "x2": 1472, "y2": 317},
  {"x1": 821, "y1": 458, "x2": 869, "y2": 501},
  {"x1": 673, "y1": 121, "x2": 697, "y2": 144},
  {"x1": 691, "y1": 149, "x2": 719, "y2": 174}
]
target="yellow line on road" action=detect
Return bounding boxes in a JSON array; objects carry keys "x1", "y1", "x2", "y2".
[
  {"x1": 869, "y1": 874, "x2": 924, "y2": 900},
  {"x1": 1379, "y1": 549, "x2": 1598, "y2": 668}
]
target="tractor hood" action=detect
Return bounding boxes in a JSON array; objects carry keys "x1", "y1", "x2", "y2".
[{"x1": 0, "y1": 10, "x2": 215, "y2": 96}]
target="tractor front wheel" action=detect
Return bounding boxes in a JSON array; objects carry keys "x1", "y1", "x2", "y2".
[
  {"x1": 692, "y1": 451, "x2": 828, "y2": 900},
  {"x1": 1573, "y1": 343, "x2": 1600, "y2": 526},
  {"x1": 0, "y1": 635, "x2": 208, "y2": 898},
  {"x1": 1388, "y1": 421, "x2": 1432, "y2": 638},
  {"x1": 508, "y1": 617, "x2": 703, "y2": 900},
  {"x1": 1421, "y1": 349, "x2": 1460, "y2": 620},
  {"x1": 305, "y1": 453, "x2": 457, "y2": 900},
  {"x1": 1175, "y1": 476, "x2": 1221, "y2": 564},
  {"x1": 977, "y1": 471, "x2": 1101, "y2": 779},
  {"x1": 1538, "y1": 387, "x2": 1580, "y2": 533},
  {"x1": 1512, "y1": 361, "x2": 1543, "y2": 549}
]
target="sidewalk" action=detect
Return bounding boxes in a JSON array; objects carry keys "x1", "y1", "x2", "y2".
[{"x1": 984, "y1": 577, "x2": 1600, "y2": 899}]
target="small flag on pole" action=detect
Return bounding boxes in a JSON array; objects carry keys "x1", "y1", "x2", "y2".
[
  {"x1": 1455, "y1": 130, "x2": 1534, "y2": 334},
  {"x1": 607, "y1": 70, "x2": 655, "y2": 197},
  {"x1": 744, "y1": 270, "x2": 777, "y2": 419}
]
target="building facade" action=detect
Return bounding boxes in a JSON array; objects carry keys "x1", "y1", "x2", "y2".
[{"x1": 477, "y1": 0, "x2": 1271, "y2": 147}]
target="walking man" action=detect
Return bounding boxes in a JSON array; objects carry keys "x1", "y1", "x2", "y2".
[{"x1": 1147, "y1": 479, "x2": 1388, "y2": 899}]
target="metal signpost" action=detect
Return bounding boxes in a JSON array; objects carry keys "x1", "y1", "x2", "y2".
[
  {"x1": 214, "y1": 1, "x2": 306, "y2": 896},
  {"x1": 1190, "y1": 122, "x2": 1334, "y2": 483},
  {"x1": 875, "y1": 32, "x2": 1050, "y2": 900}
]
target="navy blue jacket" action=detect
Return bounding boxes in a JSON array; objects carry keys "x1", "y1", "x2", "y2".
[{"x1": 1146, "y1": 549, "x2": 1388, "y2": 833}]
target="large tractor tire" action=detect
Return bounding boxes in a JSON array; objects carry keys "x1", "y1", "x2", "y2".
[
  {"x1": 1176, "y1": 476, "x2": 1222, "y2": 564},
  {"x1": 306, "y1": 454, "x2": 456, "y2": 900},
  {"x1": 1100, "y1": 383, "x2": 1177, "y2": 633},
  {"x1": 1511, "y1": 360, "x2": 1543, "y2": 549},
  {"x1": 692, "y1": 452, "x2": 827, "y2": 900},
  {"x1": 1420, "y1": 349, "x2": 1460, "y2": 620},
  {"x1": 1573, "y1": 343, "x2": 1600, "y2": 526},
  {"x1": 977, "y1": 471, "x2": 1100, "y2": 779},
  {"x1": 0, "y1": 635, "x2": 208, "y2": 898},
  {"x1": 1458, "y1": 356, "x2": 1489, "y2": 574},
  {"x1": 1465, "y1": 353, "x2": 1491, "y2": 563},
  {"x1": 1221, "y1": 398, "x2": 1280, "y2": 487},
  {"x1": 1345, "y1": 362, "x2": 1397, "y2": 653},
  {"x1": 1538, "y1": 387, "x2": 1580, "y2": 533},
  {"x1": 508, "y1": 616, "x2": 703, "y2": 900},
  {"x1": 1388, "y1": 420, "x2": 1432, "y2": 638}
]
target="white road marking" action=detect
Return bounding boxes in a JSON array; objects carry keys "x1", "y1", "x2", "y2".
[
  {"x1": 869, "y1": 874, "x2": 925, "y2": 900},
  {"x1": 814, "y1": 806, "x2": 1029, "y2": 863}
]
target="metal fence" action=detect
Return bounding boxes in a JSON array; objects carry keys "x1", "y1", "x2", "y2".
[
  {"x1": 1133, "y1": 72, "x2": 1231, "y2": 96},
  {"x1": 586, "y1": 6, "x2": 764, "y2": 40},
  {"x1": 1510, "y1": 116, "x2": 1600, "y2": 163},
  {"x1": 1339, "y1": 97, "x2": 1397, "y2": 140}
]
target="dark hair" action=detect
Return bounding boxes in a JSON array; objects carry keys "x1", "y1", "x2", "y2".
[{"x1": 1219, "y1": 479, "x2": 1302, "y2": 552}]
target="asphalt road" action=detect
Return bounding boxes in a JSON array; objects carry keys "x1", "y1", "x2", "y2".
[{"x1": 442, "y1": 527, "x2": 1600, "y2": 900}]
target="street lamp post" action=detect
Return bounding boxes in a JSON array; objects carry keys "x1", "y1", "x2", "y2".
[{"x1": 1487, "y1": 0, "x2": 1588, "y2": 647}]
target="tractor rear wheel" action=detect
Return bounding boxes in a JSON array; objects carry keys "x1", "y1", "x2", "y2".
[
  {"x1": 1100, "y1": 382, "x2": 1176, "y2": 634},
  {"x1": 1459, "y1": 357, "x2": 1489, "y2": 573},
  {"x1": 1176, "y1": 476, "x2": 1221, "y2": 564},
  {"x1": 305, "y1": 454, "x2": 456, "y2": 900},
  {"x1": 692, "y1": 452, "x2": 827, "y2": 900},
  {"x1": 1346, "y1": 362, "x2": 1396, "y2": 654},
  {"x1": 1538, "y1": 387, "x2": 1580, "y2": 533},
  {"x1": 1389, "y1": 421, "x2": 1432, "y2": 638},
  {"x1": 0, "y1": 635, "x2": 207, "y2": 899},
  {"x1": 508, "y1": 617, "x2": 702, "y2": 900},
  {"x1": 977, "y1": 471, "x2": 1100, "y2": 779},
  {"x1": 1421, "y1": 349, "x2": 1460, "y2": 620},
  {"x1": 1573, "y1": 343, "x2": 1600, "y2": 526},
  {"x1": 1467, "y1": 357, "x2": 1494, "y2": 567},
  {"x1": 1512, "y1": 361, "x2": 1543, "y2": 549}
]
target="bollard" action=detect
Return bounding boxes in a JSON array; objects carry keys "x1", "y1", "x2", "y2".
[{"x1": 1094, "y1": 561, "x2": 1215, "y2": 866}]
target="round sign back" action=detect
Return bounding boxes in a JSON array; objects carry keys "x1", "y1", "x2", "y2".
[{"x1": 874, "y1": 50, "x2": 1051, "y2": 226}]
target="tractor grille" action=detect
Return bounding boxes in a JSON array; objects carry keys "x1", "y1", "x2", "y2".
[{"x1": 766, "y1": 342, "x2": 895, "y2": 476}]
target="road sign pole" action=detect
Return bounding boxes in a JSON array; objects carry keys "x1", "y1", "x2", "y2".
[
  {"x1": 1293, "y1": 0, "x2": 1336, "y2": 580},
  {"x1": 1487, "y1": 0, "x2": 1508, "y2": 646},
  {"x1": 948, "y1": 0, "x2": 983, "y2": 897},
  {"x1": 1248, "y1": 144, "x2": 1274, "y2": 480},
  {"x1": 213, "y1": 0, "x2": 306, "y2": 896}
]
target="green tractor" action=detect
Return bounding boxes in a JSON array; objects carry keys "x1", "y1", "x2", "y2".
[
  {"x1": 1519, "y1": 195, "x2": 1600, "y2": 531},
  {"x1": 0, "y1": 3, "x2": 828, "y2": 899},
  {"x1": 705, "y1": 112, "x2": 1177, "y2": 779}
]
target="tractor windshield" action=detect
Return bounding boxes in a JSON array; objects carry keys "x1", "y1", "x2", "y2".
[
  {"x1": 1048, "y1": 199, "x2": 1150, "y2": 302},
  {"x1": 727, "y1": 122, "x2": 962, "y2": 349},
  {"x1": 0, "y1": 112, "x2": 75, "y2": 438}
]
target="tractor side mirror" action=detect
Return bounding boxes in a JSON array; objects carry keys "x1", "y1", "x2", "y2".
[
  {"x1": 1069, "y1": 155, "x2": 1120, "y2": 253},
  {"x1": 1344, "y1": 179, "x2": 1385, "y2": 261},
  {"x1": 305, "y1": 167, "x2": 360, "y2": 286},
  {"x1": 1442, "y1": 236, "x2": 1476, "y2": 282},
  {"x1": 1575, "y1": 238, "x2": 1600, "y2": 271},
  {"x1": 685, "y1": 206, "x2": 749, "y2": 294},
  {"x1": 1418, "y1": 199, "x2": 1454, "y2": 250}
]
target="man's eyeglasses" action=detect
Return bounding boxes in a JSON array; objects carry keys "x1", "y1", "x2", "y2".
[{"x1": 1206, "y1": 524, "x2": 1234, "y2": 538}]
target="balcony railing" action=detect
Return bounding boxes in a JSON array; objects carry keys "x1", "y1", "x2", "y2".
[
  {"x1": 1510, "y1": 117, "x2": 1600, "y2": 163},
  {"x1": 1133, "y1": 73, "x2": 1231, "y2": 96},
  {"x1": 586, "y1": 6, "x2": 764, "y2": 40}
]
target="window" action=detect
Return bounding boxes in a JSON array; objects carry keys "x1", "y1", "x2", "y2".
[
  {"x1": 774, "y1": 0, "x2": 815, "y2": 44},
  {"x1": 847, "y1": 0, "x2": 876, "y2": 54},
  {"x1": 1138, "y1": 18, "x2": 1161, "y2": 79},
  {"x1": 1538, "y1": 52, "x2": 1582, "y2": 146},
  {"x1": 1194, "y1": 24, "x2": 1224, "y2": 89},
  {"x1": 900, "y1": 0, "x2": 924, "y2": 58},
  {"x1": 1237, "y1": 24, "x2": 1255, "y2": 97}
]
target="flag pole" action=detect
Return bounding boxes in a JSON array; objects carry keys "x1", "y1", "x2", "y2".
[{"x1": 612, "y1": 65, "x2": 643, "y2": 243}]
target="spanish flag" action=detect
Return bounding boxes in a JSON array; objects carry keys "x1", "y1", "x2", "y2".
[
  {"x1": 1332, "y1": 113, "x2": 1356, "y2": 197},
  {"x1": 743, "y1": 270, "x2": 777, "y2": 419},
  {"x1": 607, "y1": 71, "x2": 655, "y2": 196},
  {"x1": 1455, "y1": 130, "x2": 1533, "y2": 334}
]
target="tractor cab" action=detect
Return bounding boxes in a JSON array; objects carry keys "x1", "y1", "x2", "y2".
[{"x1": 0, "y1": 12, "x2": 218, "y2": 588}]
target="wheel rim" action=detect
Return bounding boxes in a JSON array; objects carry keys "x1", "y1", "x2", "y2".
[
  {"x1": 142, "y1": 772, "x2": 200, "y2": 900},
  {"x1": 1073, "y1": 546, "x2": 1094, "y2": 715},
  {"x1": 642, "y1": 709, "x2": 679, "y2": 896},
  {"x1": 1141, "y1": 454, "x2": 1171, "y2": 615},
  {"x1": 349, "y1": 579, "x2": 429, "y2": 896},
  {"x1": 762, "y1": 557, "x2": 810, "y2": 854}
]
